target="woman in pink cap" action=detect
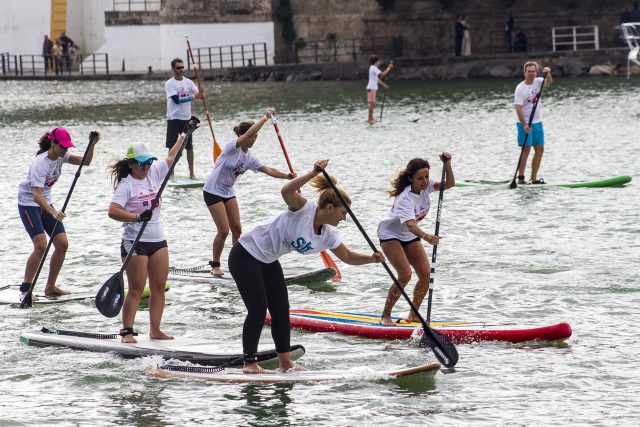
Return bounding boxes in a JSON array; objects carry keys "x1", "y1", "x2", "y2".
[{"x1": 18, "y1": 128, "x2": 99, "y2": 300}]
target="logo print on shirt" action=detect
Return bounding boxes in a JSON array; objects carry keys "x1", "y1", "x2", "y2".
[
  {"x1": 291, "y1": 237, "x2": 313, "y2": 254},
  {"x1": 233, "y1": 160, "x2": 245, "y2": 177}
]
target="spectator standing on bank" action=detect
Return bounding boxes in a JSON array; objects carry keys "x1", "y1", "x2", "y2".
[
  {"x1": 42, "y1": 35, "x2": 53, "y2": 72},
  {"x1": 461, "y1": 15, "x2": 471, "y2": 56},
  {"x1": 631, "y1": 2, "x2": 640, "y2": 21},
  {"x1": 505, "y1": 12, "x2": 514, "y2": 53},
  {"x1": 52, "y1": 39, "x2": 62, "y2": 75},
  {"x1": 454, "y1": 15, "x2": 464, "y2": 56},
  {"x1": 59, "y1": 31, "x2": 74, "y2": 72}
]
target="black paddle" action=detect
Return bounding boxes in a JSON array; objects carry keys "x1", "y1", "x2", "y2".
[
  {"x1": 378, "y1": 61, "x2": 392, "y2": 122},
  {"x1": 509, "y1": 70, "x2": 548, "y2": 189},
  {"x1": 20, "y1": 131, "x2": 99, "y2": 308},
  {"x1": 320, "y1": 168, "x2": 459, "y2": 368},
  {"x1": 96, "y1": 117, "x2": 200, "y2": 318},
  {"x1": 426, "y1": 157, "x2": 448, "y2": 324}
]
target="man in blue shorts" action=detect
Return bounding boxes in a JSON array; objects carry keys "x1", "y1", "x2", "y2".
[{"x1": 514, "y1": 62, "x2": 552, "y2": 184}]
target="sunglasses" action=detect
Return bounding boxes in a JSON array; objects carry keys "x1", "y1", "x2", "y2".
[
  {"x1": 136, "y1": 159, "x2": 155, "y2": 167},
  {"x1": 174, "y1": 66, "x2": 184, "y2": 70}
]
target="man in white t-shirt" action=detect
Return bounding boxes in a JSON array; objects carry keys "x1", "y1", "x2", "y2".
[
  {"x1": 366, "y1": 55, "x2": 393, "y2": 125},
  {"x1": 165, "y1": 58, "x2": 204, "y2": 179},
  {"x1": 514, "y1": 62, "x2": 553, "y2": 184}
]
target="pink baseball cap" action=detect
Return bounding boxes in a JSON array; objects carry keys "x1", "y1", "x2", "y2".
[{"x1": 49, "y1": 127, "x2": 75, "y2": 148}]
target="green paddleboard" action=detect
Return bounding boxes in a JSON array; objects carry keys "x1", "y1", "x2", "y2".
[{"x1": 456, "y1": 175, "x2": 631, "y2": 188}]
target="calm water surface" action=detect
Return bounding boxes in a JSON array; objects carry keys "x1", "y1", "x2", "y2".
[{"x1": 0, "y1": 76, "x2": 638, "y2": 426}]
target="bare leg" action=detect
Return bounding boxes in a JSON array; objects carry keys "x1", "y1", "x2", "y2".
[
  {"x1": 225, "y1": 198, "x2": 242, "y2": 246},
  {"x1": 121, "y1": 255, "x2": 148, "y2": 343},
  {"x1": 530, "y1": 145, "x2": 544, "y2": 182},
  {"x1": 44, "y1": 233, "x2": 69, "y2": 295},
  {"x1": 518, "y1": 145, "x2": 532, "y2": 179},
  {"x1": 148, "y1": 247, "x2": 172, "y2": 340},
  {"x1": 24, "y1": 234, "x2": 46, "y2": 285},
  {"x1": 207, "y1": 202, "x2": 229, "y2": 276},
  {"x1": 368, "y1": 102, "x2": 376, "y2": 124},
  {"x1": 186, "y1": 148, "x2": 196, "y2": 179},
  {"x1": 403, "y1": 242, "x2": 431, "y2": 322},
  {"x1": 380, "y1": 241, "x2": 412, "y2": 326}
]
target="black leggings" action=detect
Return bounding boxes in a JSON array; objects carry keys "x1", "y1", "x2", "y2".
[{"x1": 228, "y1": 243, "x2": 290, "y2": 357}]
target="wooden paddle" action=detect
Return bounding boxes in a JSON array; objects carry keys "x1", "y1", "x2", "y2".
[
  {"x1": 510, "y1": 70, "x2": 548, "y2": 189},
  {"x1": 96, "y1": 117, "x2": 200, "y2": 318},
  {"x1": 379, "y1": 60, "x2": 392, "y2": 122},
  {"x1": 20, "y1": 131, "x2": 99, "y2": 308},
  {"x1": 426, "y1": 157, "x2": 448, "y2": 324},
  {"x1": 320, "y1": 168, "x2": 458, "y2": 368},
  {"x1": 185, "y1": 35, "x2": 222, "y2": 162},
  {"x1": 267, "y1": 112, "x2": 342, "y2": 282}
]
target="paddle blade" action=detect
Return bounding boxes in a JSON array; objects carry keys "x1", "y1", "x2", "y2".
[
  {"x1": 320, "y1": 251, "x2": 342, "y2": 282},
  {"x1": 96, "y1": 272, "x2": 125, "y2": 318},
  {"x1": 213, "y1": 140, "x2": 222, "y2": 162},
  {"x1": 19, "y1": 292, "x2": 33, "y2": 309},
  {"x1": 419, "y1": 327, "x2": 459, "y2": 368},
  {"x1": 509, "y1": 179, "x2": 518, "y2": 189}
]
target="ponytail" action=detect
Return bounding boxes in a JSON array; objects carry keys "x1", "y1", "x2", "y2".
[
  {"x1": 107, "y1": 159, "x2": 133, "y2": 189},
  {"x1": 309, "y1": 174, "x2": 351, "y2": 208},
  {"x1": 36, "y1": 132, "x2": 53, "y2": 155}
]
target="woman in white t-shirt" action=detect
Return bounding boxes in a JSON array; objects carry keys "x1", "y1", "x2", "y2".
[
  {"x1": 203, "y1": 107, "x2": 292, "y2": 277},
  {"x1": 377, "y1": 154, "x2": 455, "y2": 326},
  {"x1": 107, "y1": 135, "x2": 186, "y2": 343},
  {"x1": 229, "y1": 159, "x2": 385, "y2": 374},
  {"x1": 17, "y1": 127, "x2": 99, "y2": 300}
]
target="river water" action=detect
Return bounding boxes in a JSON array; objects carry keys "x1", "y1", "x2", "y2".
[{"x1": 0, "y1": 76, "x2": 638, "y2": 426}]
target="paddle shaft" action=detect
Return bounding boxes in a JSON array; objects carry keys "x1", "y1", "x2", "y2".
[
  {"x1": 426, "y1": 159, "x2": 448, "y2": 324},
  {"x1": 268, "y1": 113, "x2": 342, "y2": 281},
  {"x1": 319, "y1": 169, "x2": 457, "y2": 367},
  {"x1": 20, "y1": 132, "x2": 98, "y2": 308},
  {"x1": 379, "y1": 88, "x2": 387, "y2": 122},
  {"x1": 510, "y1": 72, "x2": 548, "y2": 189},
  {"x1": 185, "y1": 38, "x2": 220, "y2": 161},
  {"x1": 118, "y1": 120, "x2": 199, "y2": 273}
]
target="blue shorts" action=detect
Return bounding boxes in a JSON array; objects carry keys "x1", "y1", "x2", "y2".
[
  {"x1": 18, "y1": 204, "x2": 66, "y2": 239},
  {"x1": 517, "y1": 122, "x2": 544, "y2": 147}
]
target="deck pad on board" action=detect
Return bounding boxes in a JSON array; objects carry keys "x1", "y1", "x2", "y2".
[
  {"x1": 169, "y1": 266, "x2": 337, "y2": 288},
  {"x1": 167, "y1": 177, "x2": 205, "y2": 188}
]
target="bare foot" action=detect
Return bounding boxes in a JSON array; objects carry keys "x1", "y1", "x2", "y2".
[
  {"x1": 407, "y1": 313, "x2": 420, "y2": 323},
  {"x1": 243, "y1": 363, "x2": 267, "y2": 374},
  {"x1": 121, "y1": 334, "x2": 137, "y2": 344},
  {"x1": 379, "y1": 316, "x2": 395, "y2": 326},
  {"x1": 44, "y1": 286, "x2": 71, "y2": 296},
  {"x1": 210, "y1": 267, "x2": 225, "y2": 277},
  {"x1": 368, "y1": 119, "x2": 376, "y2": 125},
  {"x1": 278, "y1": 362, "x2": 306, "y2": 373},
  {"x1": 149, "y1": 331, "x2": 174, "y2": 340},
  {"x1": 190, "y1": 175, "x2": 198, "y2": 180},
  {"x1": 20, "y1": 292, "x2": 39, "y2": 302}
]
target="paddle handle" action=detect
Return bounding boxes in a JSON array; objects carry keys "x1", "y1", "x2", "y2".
[
  {"x1": 20, "y1": 132, "x2": 98, "y2": 308},
  {"x1": 426, "y1": 158, "x2": 448, "y2": 324}
]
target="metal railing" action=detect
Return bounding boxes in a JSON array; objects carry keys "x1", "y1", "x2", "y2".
[
  {"x1": 112, "y1": 0, "x2": 160, "y2": 11},
  {"x1": 294, "y1": 37, "x2": 398, "y2": 64},
  {"x1": 1, "y1": 53, "x2": 109, "y2": 77},
  {"x1": 552, "y1": 25, "x2": 599, "y2": 51},
  {"x1": 187, "y1": 43, "x2": 268, "y2": 69}
]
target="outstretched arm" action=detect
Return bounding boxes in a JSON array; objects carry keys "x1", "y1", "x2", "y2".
[
  {"x1": 236, "y1": 107, "x2": 275, "y2": 150},
  {"x1": 281, "y1": 159, "x2": 328, "y2": 211},
  {"x1": 259, "y1": 165, "x2": 293, "y2": 180},
  {"x1": 434, "y1": 152, "x2": 455, "y2": 190},
  {"x1": 330, "y1": 243, "x2": 385, "y2": 265}
]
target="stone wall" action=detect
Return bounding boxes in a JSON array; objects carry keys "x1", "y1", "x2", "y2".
[{"x1": 274, "y1": 0, "x2": 631, "y2": 63}]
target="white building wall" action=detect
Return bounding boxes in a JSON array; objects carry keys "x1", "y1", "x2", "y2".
[{"x1": 0, "y1": 0, "x2": 50, "y2": 54}]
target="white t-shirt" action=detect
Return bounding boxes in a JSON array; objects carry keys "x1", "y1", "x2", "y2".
[
  {"x1": 239, "y1": 200, "x2": 342, "y2": 264},
  {"x1": 514, "y1": 77, "x2": 544, "y2": 124},
  {"x1": 18, "y1": 151, "x2": 71, "y2": 206},
  {"x1": 110, "y1": 160, "x2": 170, "y2": 242},
  {"x1": 366, "y1": 65, "x2": 381, "y2": 90},
  {"x1": 165, "y1": 76, "x2": 199, "y2": 120},
  {"x1": 203, "y1": 139, "x2": 263, "y2": 197},
  {"x1": 377, "y1": 181, "x2": 436, "y2": 241}
]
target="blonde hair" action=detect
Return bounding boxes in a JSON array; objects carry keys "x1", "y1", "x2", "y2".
[
  {"x1": 523, "y1": 61, "x2": 539, "y2": 73},
  {"x1": 309, "y1": 174, "x2": 351, "y2": 208}
]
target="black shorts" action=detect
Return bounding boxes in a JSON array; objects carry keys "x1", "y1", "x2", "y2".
[
  {"x1": 166, "y1": 119, "x2": 193, "y2": 150},
  {"x1": 379, "y1": 237, "x2": 421, "y2": 247},
  {"x1": 203, "y1": 190, "x2": 236, "y2": 207},
  {"x1": 120, "y1": 240, "x2": 168, "y2": 258}
]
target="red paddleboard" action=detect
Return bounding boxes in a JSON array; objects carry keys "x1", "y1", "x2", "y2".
[{"x1": 266, "y1": 309, "x2": 572, "y2": 344}]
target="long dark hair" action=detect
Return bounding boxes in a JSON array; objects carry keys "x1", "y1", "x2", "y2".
[
  {"x1": 388, "y1": 158, "x2": 430, "y2": 197},
  {"x1": 107, "y1": 159, "x2": 134, "y2": 189},
  {"x1": 233, "y1": 120, "x2": 255, "y2": 136},
  {"x1": 36, "y1": 132, "x2": 53, "y2": 155},
  {"x1": 309, "y1": 173, "x2": 351, "y2": 208}
]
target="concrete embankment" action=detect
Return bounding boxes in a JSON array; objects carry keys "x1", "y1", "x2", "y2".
[{"x1": 1, "y1": 48, "x2": 635, "y2": 81}]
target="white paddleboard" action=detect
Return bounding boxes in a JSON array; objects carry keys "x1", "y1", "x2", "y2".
[
  {"x1": 146, "y1": 362, "x2": 441, "y2": 384},
  {"x1": 168, "y1": 267, "x2": 336, "y2": 288},
  {"x1": 20, "y1": 329, "x2": 305, "y2": 367},
  {"x1": 0, "y1": 289, "x2": 94, "y2": 305}
]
